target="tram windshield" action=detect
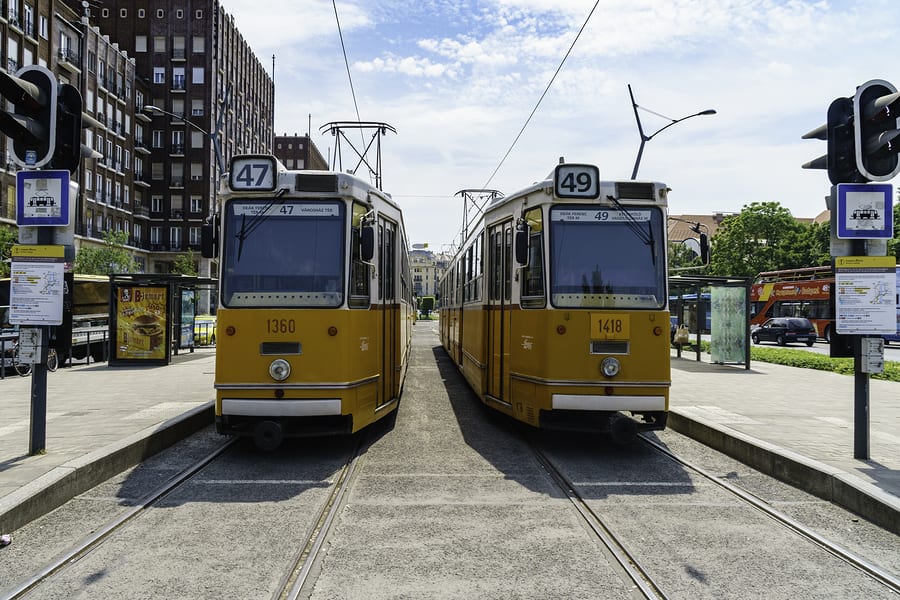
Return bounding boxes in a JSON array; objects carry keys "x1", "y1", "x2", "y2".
[
  {"x1": 549, "y1": 205, "x2": 666, "y2": 309},
  {"x1": 221, "y1": 200, "x2": 345, "y2": 307}
]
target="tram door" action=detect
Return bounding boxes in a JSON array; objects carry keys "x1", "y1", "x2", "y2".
[
  {"x1": 487, "y1": 222, "x2": 512, "y2": 402},
  {"x1": 378, "y1": 219, "x2": 398, "y2": 407}
]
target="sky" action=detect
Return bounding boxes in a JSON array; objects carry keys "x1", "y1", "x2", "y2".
[{"x1": 219, "y1": 0, "x2": 900, "y2": 250}]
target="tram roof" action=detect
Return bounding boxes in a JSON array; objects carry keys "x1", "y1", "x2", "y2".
[{"x1": 485, "y1": 177, "x2": 669, "y2": 211}]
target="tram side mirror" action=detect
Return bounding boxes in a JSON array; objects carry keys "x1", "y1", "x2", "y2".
[
  {"x1": 514, "y1": 227, "x2": 529, "y2": 266},
  {"x1": 201, "y1": 222, "x2": 218, "y2": 258},
  {"x1": 361, "y1": 224, "x2": 375, "y2": 262},
  {"x1": 699, "y1": 232, "x2": 709, "y2": 265}
]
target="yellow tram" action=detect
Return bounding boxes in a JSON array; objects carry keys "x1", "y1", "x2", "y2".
[
  {"x1": 203, "y1": 155, "x2": 414, "y2": 449},
  {"x1": 439, "y1": 163, "x2": 670, "y2": 441}
]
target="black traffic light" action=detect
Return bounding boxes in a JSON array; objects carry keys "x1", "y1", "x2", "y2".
[
  {"x1": 0, "y1": 65, "x2": 56, "y2": 168},
  {"x1": 802, "y1": 96, "x2": 862, "y2": 184},
  {"x1": 53, "y1": 83, "x2": 83, "y2": 173},
  {"x1": 853, "y1": 79, "x2": 900, "y2": 181}
]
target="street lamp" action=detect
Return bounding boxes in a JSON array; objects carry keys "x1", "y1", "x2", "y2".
[
  {"x1": 629, "y1": 84, "x2": 716, "y2": 180},
  {"x1": 142, "y1": 104, "x2": 225, "y2": 174},
  {"x1": 142, "y1": 104, "x2": 223, "y2": 314}
]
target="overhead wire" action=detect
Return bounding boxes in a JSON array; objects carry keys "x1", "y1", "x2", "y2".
[
  {"x1": 448, "y1": 0, "x2": 600, "y2": 248},
  {"x1": 332, "y1": 0, "x2": 370, "y2": 175}
]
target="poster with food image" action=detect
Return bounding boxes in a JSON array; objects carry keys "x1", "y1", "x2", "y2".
[{"x1": 115, "y1": 286, "x2": 168, "y2": 360}]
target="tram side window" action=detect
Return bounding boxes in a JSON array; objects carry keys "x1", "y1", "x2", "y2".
[
  {"x1": 349, "y1": 203, "x2": 370, "y2": 308},
  {"x1": 521, "y1": 207, "x2": 545, "y2": 307}
]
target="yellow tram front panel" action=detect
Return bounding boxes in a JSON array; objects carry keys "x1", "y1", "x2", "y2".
[
  {"x1": 507, "y1": 308, "x2": 670, "y2": 428},
  {"x1": 215, "y1": 306, "x2": 394, "y2": 433}
]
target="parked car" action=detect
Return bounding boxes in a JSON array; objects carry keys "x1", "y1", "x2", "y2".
[
  {"x1": 194, "y1": 315, "x2": 217, "y2": 346},
  {"x1": 751, "y1": 317, "x2": 816, "y2": 346}
]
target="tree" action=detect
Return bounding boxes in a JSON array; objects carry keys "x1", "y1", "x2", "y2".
[
  {"x1": 74, "y1": 230, "x2": 137, "y2": 275},
  {"x1": 668, "y1": 240, "x2": 705, "y2": 272},
  {"x1": 172, "y1": 249, "x2": 198, "y2": 276},
  {"x1": 0, "y1": 224, "x2": 16, "y2": 278},
  {"x1": 890, "y1": 202, "x2": 900, "y2": 260},
  {"x1": 707, "y1": 202, "x2": 827, "y2": 278}
]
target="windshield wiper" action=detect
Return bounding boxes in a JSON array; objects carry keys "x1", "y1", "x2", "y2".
[
  {"x1": 235, "y1": 189, "x2": 287, "y2": 261},
  {"x1": 605, "y1": 195, "x2": 657, "y2": 265}
]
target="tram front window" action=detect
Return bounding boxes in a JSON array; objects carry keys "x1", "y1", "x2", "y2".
[
  {"x1": 549, "y1": 205, "x2": 666, "y2": 309},
  {"x1": 221, "y1": 200, "x2": 346, "y2": 307}
]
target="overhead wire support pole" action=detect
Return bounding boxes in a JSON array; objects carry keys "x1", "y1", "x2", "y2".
[
  {"x1": 629, "y1": 83, "x2": 716, "y2": 180},
  {"x1": 320, "y1": 121, "x2": 396, "y2": 190},
  {"x1": 454, "y1": 189, "x2": 503, "y2": 245}
]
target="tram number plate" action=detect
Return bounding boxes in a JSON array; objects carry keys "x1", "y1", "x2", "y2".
[{"x1": 590, "y1": 313, "x2": 629, "y2": 339}]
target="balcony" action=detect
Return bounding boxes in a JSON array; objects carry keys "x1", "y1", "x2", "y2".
[
  {"x1": 170, "y1": 144, "x2": 185, "y2": 155},
  {"x1": 170, "y1": 178, "x2": 184, "y2": 188},
  {"x1": 58, "y1": 48, "x2": 81, "y2": 72}
]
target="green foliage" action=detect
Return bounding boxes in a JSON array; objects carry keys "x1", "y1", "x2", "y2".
[
  {"x1": 171, "y1": 249, "x2": 198, "y2": 275},
  {"x1": 418, "y1": 295, "x2": 436, "y2": 318},
  {"x1": 0, "y1": 224, "x2": 16, "y2": 278},
  {"x1": 707, "y1": 201, "x2": 830, "y2": 277},
  {"x1": 890, "y1": 203, "x2": 900, "y2": 260},
  {"x1": 74, "y1": 230, "x2": 137, "y2": 275},
  {"x1": 668, "y1": 241, "x2": 705, "y2": 271}
]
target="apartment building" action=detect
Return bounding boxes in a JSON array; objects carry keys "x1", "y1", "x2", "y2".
[{"x1": 274, "y1": 133, "x2": 328, "y2": 171}]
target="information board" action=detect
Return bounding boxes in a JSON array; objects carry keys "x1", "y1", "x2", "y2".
[
  {"x1": 8, "y1": 245, "x2": 66, "y2": 326},
  {"x1": 835, "y1": 256, "x2": 897, "y2": 334}
]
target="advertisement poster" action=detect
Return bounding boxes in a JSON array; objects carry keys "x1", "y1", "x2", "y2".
[
  {"x1": 115, "y1": 286, "x2": 168, "y2": 361},
  {"x1": 710, "y1": 287, "x2": 748, "y2": 365},
  {"x1": 180, "y1": 289, "x2": 195, "y2": 349}
]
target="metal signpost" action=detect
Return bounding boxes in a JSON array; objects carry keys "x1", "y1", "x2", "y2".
[
  {"x1": 802, "y1": 79, "x2": 900, "y2": 459},
  {"x1": 0, "y1": 66, "x2": 86, "y2": 455}
]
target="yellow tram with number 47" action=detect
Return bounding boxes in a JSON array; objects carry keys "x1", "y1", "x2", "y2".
[
  {"x1": 202, "y1": 154, "x2": 414, "y2": 449},
  {"x1": 439, "y1": 162, "x2": 671, "y2": 441}
]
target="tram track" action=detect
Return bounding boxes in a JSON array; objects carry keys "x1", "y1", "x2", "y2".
[
  {"x1": 528, "y1": 438, "x2": 670, "y2": 600},
  {"x1": 639, "y1": 434, "x2": 900, "y2": 595},
  {"x1": 4, "y1": 437, "x2": 239, "y2": 599},
  {"x1": 273, "y1": 433, "x2": 367, "y2": 600}
]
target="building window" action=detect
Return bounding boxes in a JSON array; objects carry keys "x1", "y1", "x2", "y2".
[
  {"x1": 151, "y1": 196, "x2": 163, "y2": 212},
  {"x1": 138, "y1": 9, "x2": 145, "y2": 18},
  {"x1": 195, "y1": 10, "x2": 203, "y2": 19},
  {"x1": 135, "y1": 36, "x2": 147, "y2": 52},
  {"x1": 156, "y1": 9, "x2": 164, "y2": 19},
  {"x1": 170, "y1": 227, "x2": 182, "y2": 249},
  {"x1": 176, "y1": 9, "x2": 184, "y2": 19},
  {"x1": 191, "y1": 68, "x2": 204, "y2": 85},
  {"x1": 191, "y1": 98, "x2": 203, "y2": 116},
  {"x1": 120, "y1": 8, "x2": 127, "y2": 17},
  {"x1": 173, "y1": 67, "x2": 185, "y2": 90},
  {"x1": 190, "y1": 196, "x2": 202, "y2": 213},
  {"x1": 152, "y1": 130, "x2": 164, "y2": 148},
  {"x1": 102, "y1": 9, "x2": 109, "y2": 18},
  {"x1": 153, "y1": 36, "x2": 166, "y2": 52},
  {"x1": 153, "y1": 67, "x2": 165, "y2": 84},
  {"x1": 192, "y1": 36, "x2": 205, "y2": 53},
  {"x1": 189, "y1": 227, "x2": 200, "y2": 245},
  {"x1": 39, "y1": 15, "x2": 48, "y2": 39},
  {"x1": 150, "y1": 226, "x2": 161, "y2": 245}
]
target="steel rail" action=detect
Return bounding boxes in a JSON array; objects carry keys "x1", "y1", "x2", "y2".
[
  {"x1": 274, "y1": 435, "x2": 366, "y2": 600},
  {"x1": 641, "y1": 435, "x2": 900, "y2": 593},
  {"x1": 529, "y1": 441, "x2": 670, "y2": 600},
  {"x1": 5, "y1": 437, "x2": 238, "y2": 599}
]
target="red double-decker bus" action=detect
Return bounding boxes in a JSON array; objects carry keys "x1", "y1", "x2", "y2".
[{"x1": 750, "y1": 266, "x2": 834, "y2": 342}]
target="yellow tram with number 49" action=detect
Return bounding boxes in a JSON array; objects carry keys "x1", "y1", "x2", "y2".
[
  {"x1": 439, "y1": 162, "x2": 670, "y2": 441},
  {"x1": 202, "y1": 154, "x2": 414, "y2": 449}
]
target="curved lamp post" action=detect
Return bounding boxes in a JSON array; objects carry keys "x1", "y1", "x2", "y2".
[
  {"x1": 142, "y1": 104, "x2": 225, "y2": 174},
  {"x1": 629, "y1": 84, "x2": 716, "y2": 180}
]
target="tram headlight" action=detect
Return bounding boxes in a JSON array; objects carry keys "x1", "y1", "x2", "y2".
[
  {"x1": 269, "y1": 359, "x2": 291, "y2": 381},
  {"x1": 600, "y1": 357, "x2": 620, "y2": 378}
]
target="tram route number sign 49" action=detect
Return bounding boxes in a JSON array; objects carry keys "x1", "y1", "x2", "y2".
[{"x1": 555, "y1": 164, "x2": 600, "y2": 199}]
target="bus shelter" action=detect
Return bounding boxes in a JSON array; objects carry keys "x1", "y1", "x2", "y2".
[
  {"x1": 669, "y1": 274, "x2": 752, "y2": 368},
  {"x1": 109, "y1": 273, "x2": 217, "y2": 366}
]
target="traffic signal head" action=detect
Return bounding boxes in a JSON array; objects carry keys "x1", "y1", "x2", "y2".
[
  {"x1": 802, "y1": 96, "x2": 862, "y2": 184},
  {"x1": 0, "y1": 65, "x2": 57, "y2": 168},
  {"x1": 853, "y1": 79, "x2": 900, "y2": 181},
  {"x1": 53, "y1": 84, "x2": 83, "y2": 173}
]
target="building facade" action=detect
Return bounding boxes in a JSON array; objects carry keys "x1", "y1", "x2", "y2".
[
  {"x1": 274, "y1": 133, "x2": 328, "y2": 171},
  {"x1": 2, "y1": 1, "x2": 273, "y2": 277}
]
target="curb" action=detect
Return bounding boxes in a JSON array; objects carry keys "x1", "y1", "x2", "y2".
[
  {"x1": 0, "y1": 401, "x2": 214, "y2": 534},
  {"x1": 668, "y1": 409, "x2": 900, "y2": 535}
]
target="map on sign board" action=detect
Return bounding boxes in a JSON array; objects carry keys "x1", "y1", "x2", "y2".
[{"x1": 834, "y1": 256, "x2": 897, "y2": 335}]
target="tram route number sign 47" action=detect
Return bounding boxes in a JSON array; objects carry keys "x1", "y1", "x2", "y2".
[{"x1": 229, "y1": 155, "x2": 277, "y2": 191}]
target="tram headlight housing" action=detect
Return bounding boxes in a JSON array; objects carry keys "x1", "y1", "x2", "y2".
[
  {"x1": 269, "y1": 359, "x2": 291, "y2": 381},
  {"x1": 600, "y1": 357, "x2": 620, "y2": 378}
]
